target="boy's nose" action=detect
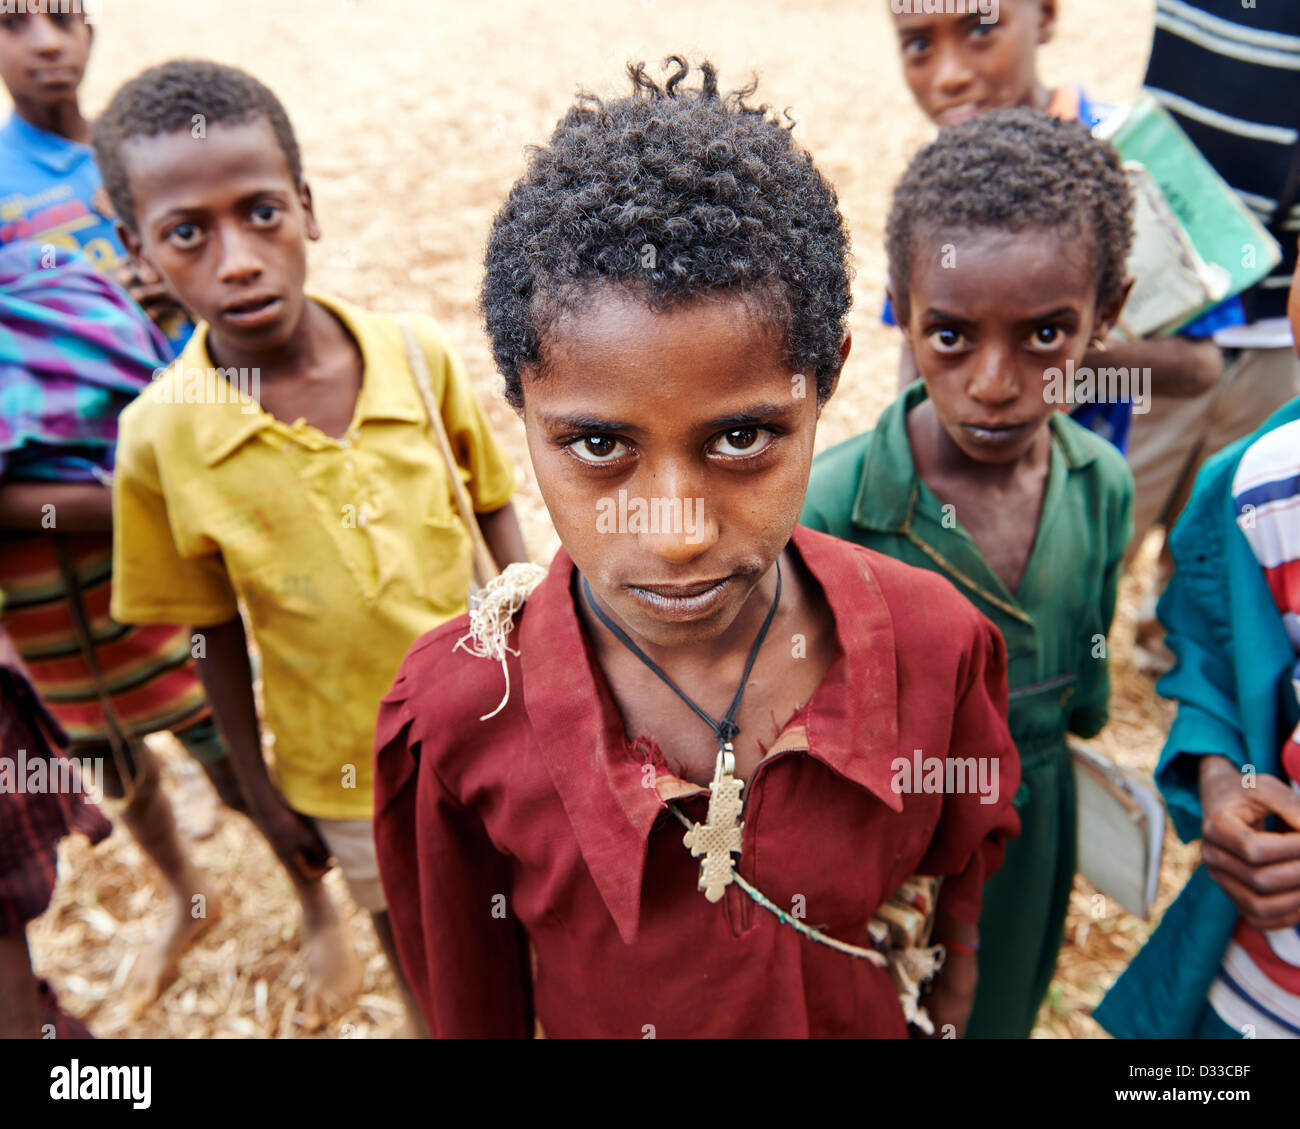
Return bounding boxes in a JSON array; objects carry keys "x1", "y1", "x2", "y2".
[
  {"x1": 634, "y1": 469, "x2": 718, "y2": 563},
  {"x1": 640, "y1": 511, "x2": 719, "y2": 564},
  {"x1": 29, "y1": 17, "x2": 65, "y2": 54},
  {"x1": 215, "y1": 230, "x2": 264, "y2": 284},
  {"x1": 933, "y1": 48, "x2": 976, "y2": 98},
  {"x1": 966, "y1": 348, "x2": 1021, "y2": 405}
]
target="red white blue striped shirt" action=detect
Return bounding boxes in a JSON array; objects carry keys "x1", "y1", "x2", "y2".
[{"x1": 1209, "y1": 419, "x2": 1300, "y2": 1037}]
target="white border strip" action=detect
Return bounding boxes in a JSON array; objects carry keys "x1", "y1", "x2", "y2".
[
  {"x1": 1145, "y1": 87, "x2": 1299, "y2": 146},
  {"x1": 1157, "y1": 0, "x2": 1300, "y2": 53}
]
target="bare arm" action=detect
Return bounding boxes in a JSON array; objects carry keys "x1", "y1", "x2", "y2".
[
  {"x1": 0, "y1": 930, "x2": 42, "y2": 1037},
  {"x1": 918, "y1": 910, "x2": 979, "y2": 1038},
  {"x1": 0, "y1": 481, "x2": 113, "y2": 533},
  {"x1": 1085, "y1": 337, "x2": 1222, "y2": 399},
  {"x1": 191, "y1": 615, "x2": 329, "y2": 882},
  {"x1": 478, "y1": 500, "x2": 529, "y2": 569}
]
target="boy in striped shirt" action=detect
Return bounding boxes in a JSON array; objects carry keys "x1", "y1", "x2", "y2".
[
  {"x1": 1096, "y1": 242, "x2": 1300, "y2": 1038},
  {"x1": 1206, "y1": 420, "x2": 1300, "y2": 1036}
]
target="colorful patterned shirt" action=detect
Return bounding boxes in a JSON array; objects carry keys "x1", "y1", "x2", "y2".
[{"x1": 0, "y1": 241, "x2": 171, "y2": 484}]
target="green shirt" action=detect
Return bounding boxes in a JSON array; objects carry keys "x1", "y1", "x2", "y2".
[{"x1": 802, "y1": 384, "x2": 1134, "y2": 759}]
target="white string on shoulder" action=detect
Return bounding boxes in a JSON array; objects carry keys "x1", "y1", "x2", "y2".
[{"x1": 453, "y1": 562, "x2": 547, "y2": 720}]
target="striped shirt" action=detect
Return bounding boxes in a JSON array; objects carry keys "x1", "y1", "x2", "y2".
[
  {"x1": 1209, "y1": 419, "x2": 1300, "y2": 1038},
  {"x1": 1143, "y1": 0, "x2": 1300, "y2": 323},
  {"x1": 0, "y1": 533, "x2": 210, "y2": 744}
]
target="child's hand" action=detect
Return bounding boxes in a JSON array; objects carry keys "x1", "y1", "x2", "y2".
[
  {"x1": 920, "y1": 949, "x2": 977, "y2": 1039},
  {"x1": 918, "y1": 909, "x2": 978, "y2": 1038},
  {"x1": 1201, "y1": 755, "x2": 1300, "y2": 930},
  {"x1": 250, "y1": 794, "x2": 333, "y2": 884}
]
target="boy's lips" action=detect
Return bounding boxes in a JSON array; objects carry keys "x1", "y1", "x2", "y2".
[
  {"x1": 30, "y1": 66, "x2": 78, "y2": 85},
  {"x1": 627, "y1": 576, "x2": 734, "y2": 622},
  {"x1": 935, "y1": 102, "x2": 985, "y2": 127},
  {"x1": 960, "y1": 420, "x2": 1030, "y2": 447},
  {"x1": 219, "y1": 294, "x2": 284, "y2": 328}
]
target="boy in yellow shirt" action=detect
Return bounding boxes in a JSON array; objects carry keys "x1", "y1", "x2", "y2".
[{"x1": 95, "y1": 60, "x2": 527, "y2": 1031}]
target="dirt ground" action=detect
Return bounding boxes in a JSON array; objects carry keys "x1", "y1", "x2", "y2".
[{"x1": 21, "y1": 0, "x2": 1191, "y2": 1039}]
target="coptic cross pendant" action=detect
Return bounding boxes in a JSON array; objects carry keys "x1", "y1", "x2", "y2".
[{"x1": 681, "y1": 743, "x2": 745, "y2": 902}]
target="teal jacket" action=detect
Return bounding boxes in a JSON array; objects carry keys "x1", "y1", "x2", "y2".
[{"x1": 1095, "y1": 396, "x2": 1300, "y2": 1038}]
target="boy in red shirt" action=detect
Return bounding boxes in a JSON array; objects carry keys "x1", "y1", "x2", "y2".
[{"x1": 373, "y1": 58, "x2": 1020, "y2": 1037}]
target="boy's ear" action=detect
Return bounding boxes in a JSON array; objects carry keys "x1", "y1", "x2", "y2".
[
  {"x1": 886, "y1": 287, "x2": 915, "y2": 351},
  {"x1": 116, "y1": 219, "x2": 144, "y2": 263},
  {"x1": 299, "y1": 181, "x2": 321, "y2": 241},
  {"x1": 816, "y1": 332, "x2": 851, "y2": 414},
  {"x1": 1093, "y1": 276, "x2": 1134, "y2": 341},
  {"x1": 1037, "y1": 0, "x2": 1058, "y2": 45},
  {"x1": 116, "y1": 221, "x2": 165, "y2": 287},
  {"x1": 513, "y1": 363, "x2": 539, "y2": 420}
]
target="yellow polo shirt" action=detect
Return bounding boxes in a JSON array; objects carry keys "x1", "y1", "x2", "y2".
[{"x1": 110, "y1": 294, "x2": 516, "y2": 818}]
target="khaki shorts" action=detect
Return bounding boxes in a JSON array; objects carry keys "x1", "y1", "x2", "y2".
[
  {"x1": 1127, "y1": 345, "x2": 1300, "y2": 561},
  {"x1": 311, "y1": 816, "x2": 386, "y2": 913}
]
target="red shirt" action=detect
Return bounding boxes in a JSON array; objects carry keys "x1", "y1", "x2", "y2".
[{"x1": 373, "y1": 526, "x2": 1020, "y2": 1037}]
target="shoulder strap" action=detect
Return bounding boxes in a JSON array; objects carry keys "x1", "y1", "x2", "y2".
[{"x1": 398, "y1": 315, "x2": 499, "y2": 586}]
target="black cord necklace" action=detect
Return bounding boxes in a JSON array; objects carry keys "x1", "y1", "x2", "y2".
[
  {"x1": 580, "y1": 561, "x2": 782, "y2": 753},
  {"x1": 580, "y1": 561, "x2": 783, "y2": 902}
]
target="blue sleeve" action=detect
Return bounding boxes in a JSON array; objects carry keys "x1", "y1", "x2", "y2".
[
  {"x1": 881, "y1": 294, "x2": 897, "y2": 328},
  {"x1": 1178, "y1": 296, "x2": 1246, "y2": 339},
  {"x1": 1068, "y1": 401, "x2": 1132, "y2": 455},
  {"x1": 1152, "y1": 491, "x2": 1247, "y2": 843}
]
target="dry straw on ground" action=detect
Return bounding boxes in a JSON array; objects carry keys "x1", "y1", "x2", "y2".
[{"x1": 22, "y1": 0, "x2": 1177, "y2": 1038}]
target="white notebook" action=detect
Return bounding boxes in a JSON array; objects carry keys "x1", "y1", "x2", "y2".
[{"x1": 1070, "y1": 738, "x2": 1166, "y2": 920}]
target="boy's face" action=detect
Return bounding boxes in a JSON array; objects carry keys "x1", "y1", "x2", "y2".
[
  {"x1": 0, "y1": 12, "x2": 90, "y2": 109},
  {"x1": 119, "y1": 118, "x2": 319, "y2": 353},
  {"x1": 895, "y1": 225, "x2": 1123, "y2": 465},
  {"x1": 891, "y1": 0, "x2": 1055, "y2": 126},
  {"x1": 522, "y1": 285, "x2": 837, "y2": 649}
]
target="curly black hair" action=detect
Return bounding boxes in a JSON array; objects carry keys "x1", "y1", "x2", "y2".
[
  {"x1": 482, "y1": 56, "x2": 853, "y2": 410},
  {"x1": 886, "y1": 109, "x2": 1133, "y2": 323},
  {"x1": 94, "y1": 60, "x2": 303, "y2": 232}
]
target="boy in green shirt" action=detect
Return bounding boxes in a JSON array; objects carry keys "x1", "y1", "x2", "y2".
[
  {"x1": 885, "y1": 0, "x2": 1230, "y2": 444},
  {"x1": 802, "y1": 110, "x2": 1135, "y2": 1037}
]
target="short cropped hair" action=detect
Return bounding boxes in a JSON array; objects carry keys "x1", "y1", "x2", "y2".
[
  {"x1": 482, "y1": 56, "x2": 853, "y2": 410},
  {"x1": 94, "y1": 60, "x2": 303, "y2": 232},
  {"x1": 886, "y1": 109, "x2": 1133, "y2": 321}
]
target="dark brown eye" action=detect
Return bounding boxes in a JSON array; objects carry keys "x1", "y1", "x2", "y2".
[
  {"x1": 713, "y1": 428, "x2": 774, "y2": 457},
  {"x1": 929, "y1": 328, "x2": 964, "y2": 351},
  {"x1": 567, "y1": 436, "x2": 628, "y2": 464}
]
